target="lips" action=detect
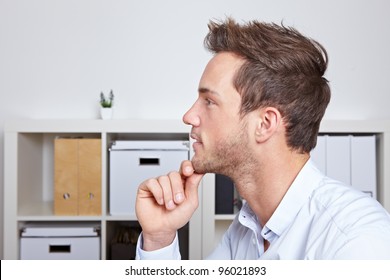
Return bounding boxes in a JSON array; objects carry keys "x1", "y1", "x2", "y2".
[
  {"x1": 190, "y1": 133, "x2": 202, "y2": 143},
  {"x1": 190, "y1": 133, "x2": 203, "y2": 150}
]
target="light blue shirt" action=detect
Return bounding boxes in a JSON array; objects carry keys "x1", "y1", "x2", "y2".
[{"x1": 136, "y1": 159, "x2": 390, "y2": 259}]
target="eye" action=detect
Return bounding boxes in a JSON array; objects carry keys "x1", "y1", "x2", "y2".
[{"x1": 205, "y1": 98, "x2": 215, "y2": 106}]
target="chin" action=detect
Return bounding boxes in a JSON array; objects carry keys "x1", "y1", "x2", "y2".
[
  {"x1": 191, "y1": 157, "x2": 204, "y2": 173},
  {"x1": 191, "y1": 156, "x2": 226, "y2": 175},
  {"x1": 191, "y1": 156, "x2": 210, "y2": 174}
]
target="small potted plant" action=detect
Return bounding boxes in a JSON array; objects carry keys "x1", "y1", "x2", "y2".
[{"x1": 100, "y1": 90, "x2": 114, "y2": 119}]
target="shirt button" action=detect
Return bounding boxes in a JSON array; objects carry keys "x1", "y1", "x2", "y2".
[{"x1": 252, "y1": 238, "x2": 256, "y2": 245}]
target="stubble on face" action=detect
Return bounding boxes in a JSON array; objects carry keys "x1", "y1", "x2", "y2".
[{"x1": 191, "y1": 120, "x2": 254, "y2": 179}]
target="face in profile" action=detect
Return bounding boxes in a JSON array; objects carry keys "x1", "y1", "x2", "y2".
[{"x1": 183, "y1": 52, "x2": 253, "y2": 176}]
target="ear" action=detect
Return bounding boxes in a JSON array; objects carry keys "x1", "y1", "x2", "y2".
[{"x1": 255, "y1": 107, "x2": 282, "y2": 143}]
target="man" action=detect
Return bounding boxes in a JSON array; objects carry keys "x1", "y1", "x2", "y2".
[{"x1": 135, "y1": 18, "x2": 390, "y2": 259}]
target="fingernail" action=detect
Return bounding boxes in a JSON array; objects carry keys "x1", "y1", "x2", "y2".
[
  {"x1": 185, "y1": 166, "x2": 193, "y2": 174},
  {"x1": 175, "y1": 193, "x2": 183, "y2": 202},
  {"x1": 167, "y1": 200, "x2": 175, "y2": 209}
]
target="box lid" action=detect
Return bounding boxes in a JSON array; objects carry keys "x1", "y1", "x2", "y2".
[
  {"x1": 109, "y1": 140, "x2": 189, "y2": 151},
  {"x1": 21, "y1": 223, "x2": 100, "y2": 237}
]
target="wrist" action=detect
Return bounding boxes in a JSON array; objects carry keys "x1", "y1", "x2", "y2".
[{"x1": 142, "y1": 231, "x2": 176, "y2": 251}]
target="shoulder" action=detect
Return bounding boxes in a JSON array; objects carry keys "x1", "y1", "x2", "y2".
[
  {"x1": 306, "y1": 178, "x2": 390, "y2": 258},
  {"x1": 310, "y1": 177, "x2": 390, "y2": 235}
]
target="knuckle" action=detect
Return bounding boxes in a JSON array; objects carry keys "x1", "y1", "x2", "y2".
[
  {"x1": 144, "y1": 178, "x2": 158, "y2": 187},
  {"x1": 167, "y1": 171, "x2": 178, "y2": 177},
  {"x1": 157, "y1": 175, "x2": 169, "y2": 184},
  {"x1": 168, "y1": 171, "x2": 181, "y2": 182}
]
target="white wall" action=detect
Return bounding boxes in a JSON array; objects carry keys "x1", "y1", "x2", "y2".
[{"x1": 1, "y1": 0, "x2": 390, "y2": 259}]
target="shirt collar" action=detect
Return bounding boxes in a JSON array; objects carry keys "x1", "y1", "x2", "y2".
[{"x1": 264, "y1": 159, "x2": 325, "y2": 236}]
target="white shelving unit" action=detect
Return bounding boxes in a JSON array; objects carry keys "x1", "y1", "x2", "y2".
[
  {"x1": 4, "y1": 119, "x2": 390, "y2": 260},
  {"x1": 200, "y1": 120, "x2": 390, "y2": 258},
  {"x1": 3, "y1": 119, "x2": 203, "y2": 260}
]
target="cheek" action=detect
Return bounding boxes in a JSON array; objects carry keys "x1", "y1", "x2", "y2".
[
  {"x1": 204, "y1": 125, "x2": 230, "y2": 146},
  {"x1": 202, "y1": 108, "x2": 242, "y2": 143}
]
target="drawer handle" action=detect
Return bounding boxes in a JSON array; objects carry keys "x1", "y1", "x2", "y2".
[
  {"x1": 63, "y1": 193, "x2": 70, "y2": 200},
  {"x1": 49, "y1": 244, "x2": 71, "y2": 253},
  {"x1": 139, "y1": 158, "x2": 160, "y2": 166}
]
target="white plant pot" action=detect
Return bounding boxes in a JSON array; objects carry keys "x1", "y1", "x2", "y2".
[{"x1": 100, "y1": 107, "x2": 113, "y2": 120}]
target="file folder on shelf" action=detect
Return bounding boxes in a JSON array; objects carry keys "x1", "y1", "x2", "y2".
[
  {"x1": 310, "y1": 135, "x2": 377, "y2": 198},
  {"x1": 326, "y1": 135, "x2": 351, "y2": 185},
  {"x1": 351, "y1": 135, "x2": 376, "y2": 197},
  {"x1": 54, "y1": 138, "x2": 102, "y2": 216}
]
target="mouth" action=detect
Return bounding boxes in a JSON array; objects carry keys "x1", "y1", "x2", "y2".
[
  {"x1": 190, "y1": 133, "x2": 203, "y2": 149},
  {"x1": 190, "y1": 133, "x2": 201, "y2": 142}
]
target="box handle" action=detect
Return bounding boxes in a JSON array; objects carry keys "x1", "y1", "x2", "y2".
[
  {"x1": 63, "y1": 193, "x2": 71, "y2": 200},
  {"x1": 49, "y1": 244, "x2": 71, "y2": 253},
  {"x1": 139, "y1": 158, "x2": 160, "y2": 166}
]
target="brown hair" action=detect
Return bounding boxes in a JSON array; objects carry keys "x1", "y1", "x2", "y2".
[{"x1": 204, "y1": 18, "x2": 331, "y2": 153}]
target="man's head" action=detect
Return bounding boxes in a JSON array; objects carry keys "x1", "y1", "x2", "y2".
[
  {"x1": 184, "y1": 18, "x2": 330, "y2": 175},
  {"x1": 204, "y1": 18, "x2": 330, "y2": 153}
]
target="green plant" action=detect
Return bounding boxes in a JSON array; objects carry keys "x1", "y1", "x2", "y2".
[{"x1": 100, "y1": 90, "x2": 114, "y2": 108}]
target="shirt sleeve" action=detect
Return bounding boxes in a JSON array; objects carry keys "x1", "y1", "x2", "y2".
[{"x1": 135, "y1": 232, "x2": 181, "y2": 260}]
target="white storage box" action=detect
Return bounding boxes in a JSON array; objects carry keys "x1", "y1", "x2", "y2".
[
  {"x1": 109, "y1": 140, "x2": 189, "y2": 215},
  {"x1": 20, "y1": 224, "x2": 100, "y2": 260}
]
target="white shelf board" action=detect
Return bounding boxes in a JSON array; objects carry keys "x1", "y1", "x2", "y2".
[
  {"x1": 105, "y1": 215, "x2": 139, "y2": 221},
  {"x1": 17, "y1": 201, "x2": 103, "y2": 221},
  {"x1": 214, "y1": 214, "x2": 237, "y2": 221},
  {"x1": 320, "y1": 120, "x2": 390, "y2": 133},
  {"x1": 4, "y1": 119, "x2": 189, "y2": 133}
]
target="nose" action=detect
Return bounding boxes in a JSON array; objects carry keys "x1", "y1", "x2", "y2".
[{"x1": 182, "y1": 102, "x2": 200, "y2": 127}]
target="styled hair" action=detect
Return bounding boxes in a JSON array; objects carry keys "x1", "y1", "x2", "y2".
[{"x1": 204, "y1": 18, "x2": 331, "y2": 153}]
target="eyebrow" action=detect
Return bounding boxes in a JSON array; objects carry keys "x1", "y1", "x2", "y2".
[{"x1": 198, "y1": 87, "x2": 220, "y2": 96}]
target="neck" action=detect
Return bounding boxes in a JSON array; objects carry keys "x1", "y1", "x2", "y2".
[{"x1": 231, "y1": 149, "x2": 309, "y2": 227}]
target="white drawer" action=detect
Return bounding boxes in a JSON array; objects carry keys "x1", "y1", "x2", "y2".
[
  {"x1": 21, "y1": 237, "x2": 100, "y2": 260},
  {"x1": 109, "y1": 141, "x2": 189, "y2": 216},
  {"x1": 20, "y1": 224, "x2": 100, "y2": 260}
]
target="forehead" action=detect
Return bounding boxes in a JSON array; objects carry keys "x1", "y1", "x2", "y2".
[{"x1": 199, "y1": 52, "x2": 244, "y2": 90}]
